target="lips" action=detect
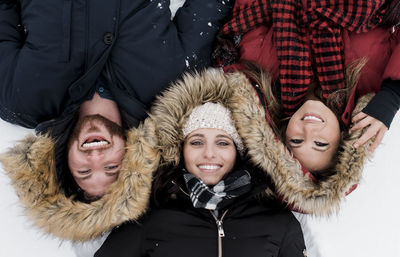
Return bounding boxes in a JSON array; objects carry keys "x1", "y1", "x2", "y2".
[
  {"x1": 198, "y1": 164, "x2": 221, "y2": 171},
  {"x1": 302, "y1": 113, "x2": 324, "y2": 122},
  {"x1": 81, "y1": 135, "x2": 110, "y2": 149}
]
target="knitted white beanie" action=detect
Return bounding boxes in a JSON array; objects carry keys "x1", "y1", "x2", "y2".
[{"x1": 182, "y1": 102, "x2": 244, "y2": 154}]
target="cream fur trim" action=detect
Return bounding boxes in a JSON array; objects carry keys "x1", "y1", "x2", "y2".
[
  {"x1": 0, "y1": 118, "x2": 159, "y2": 241},
  {"x1": 149, "y1": 68, "x2": 374, "y2": 216}
]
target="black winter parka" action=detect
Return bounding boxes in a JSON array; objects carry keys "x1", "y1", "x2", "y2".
[
  {"x1": 95, "y1": 180, "x2": 307, "y2": 257},
  {"x1": 0, "y1": 0, "x2": 233, "y2": 130}
]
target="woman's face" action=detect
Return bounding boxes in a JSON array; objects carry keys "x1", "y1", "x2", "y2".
[
  {"x1": 183, "y1": 128, "x2": 237, "y2": 185},
  {"x1": 286, "y1": 100, "x2": 341, "y2": 171}
]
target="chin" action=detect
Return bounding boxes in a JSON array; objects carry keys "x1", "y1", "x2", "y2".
[{"x1": 201, "y1": 177, "x2": 221, "y2": 186}]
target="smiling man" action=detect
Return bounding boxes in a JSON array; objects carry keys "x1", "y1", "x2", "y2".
[
  {"x1": 0, "y1": 0, "x2": 235, "y2": 201},
  {"x1": 67, "y1": 93, "x2": 126, "y2": 201}
]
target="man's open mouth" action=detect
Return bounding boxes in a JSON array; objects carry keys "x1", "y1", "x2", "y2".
[{"x1": 82, "y1": 136, "x2": 110, "y2": 148}]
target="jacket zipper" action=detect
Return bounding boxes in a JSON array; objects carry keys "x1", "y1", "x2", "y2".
[
  {"x1": 210, "y1": 210, "x2": 228, "y2": 257},
  {"x1": 173, "y1": 181, "x2": 229, "y2": 257}
]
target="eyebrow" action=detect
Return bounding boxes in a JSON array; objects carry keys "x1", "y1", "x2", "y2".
[
  {"x1": 216, "y1": 134, "x2": 233, "y2": 140},
  {"x1": 187, "y1": 133, "x2": 204, "y2": 139},
  {"x1": 289, "y1": 144, "x2": 329, "y2": 152},
  {"x1": 187, "y1": 133, "x2": 233, "y2": 140}
]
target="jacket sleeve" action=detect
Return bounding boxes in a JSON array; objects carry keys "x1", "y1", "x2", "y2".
[
  {"x1": 172, "y1": 0, "x2": 234, "y2": 67},
  {"x1": 0, "y1": 0, "x2": 76, "y2": 128},
  {"x1": 94, "y1": 222, "x2": 143, "y2": 257},
  {"x1": 278, "y1": 217, "x2": 307, "y2": 257},
  {"x1": 362, "y1": 79, "x2": 400, "y2": 129},
  {"x1": 110, "y1": 0, "x2": 234, "y2": 108},
  {"x1": 362, "y1": 28, "x2": 400, "y2": 129},
  {"x1": 0, "y1": 0, "x2": 35, "y2": 127}
]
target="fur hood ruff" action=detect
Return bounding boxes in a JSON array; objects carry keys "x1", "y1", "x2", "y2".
[
  {"x1": 0, "y1": 68, "x2": 373, "y2": 242},
  {"x1": 0, "y1": 119, "x2": 159, "y2": 242},
  {"x1": 148, "y1": 68, "x2": 373, "y2": 216}
]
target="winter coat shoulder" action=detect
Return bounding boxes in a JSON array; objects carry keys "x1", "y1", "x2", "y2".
[{"x1": 0, "y1": 0, "x2": 233, "y2": 129}]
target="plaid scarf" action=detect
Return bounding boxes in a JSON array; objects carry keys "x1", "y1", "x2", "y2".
[
  {"x1": 213, "y1": 0, "x2": 387, "y2": 114},
  {"x1": 183, "y1": 169, "x2": 252, "y2": 210}
]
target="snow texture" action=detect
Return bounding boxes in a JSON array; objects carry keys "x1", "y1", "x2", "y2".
[{"x1": 1, "y1": 0, "x2": 400, "y2": 256}]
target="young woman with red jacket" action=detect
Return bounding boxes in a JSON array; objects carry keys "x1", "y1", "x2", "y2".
[{"x1": 213, "y1": 0, "x2": 400, "y2": 180}]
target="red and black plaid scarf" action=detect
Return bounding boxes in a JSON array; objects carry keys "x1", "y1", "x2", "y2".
[{"x1": 213, "y1": 0, "x2": 387, "y2": 115}]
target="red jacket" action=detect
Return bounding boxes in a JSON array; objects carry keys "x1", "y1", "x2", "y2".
[
  {"x1": 224, "y1": 0, "x2": 400, "y2": 127},
  {"x1": 216, "y1": 0, "x2": 400, "y2": 201}
]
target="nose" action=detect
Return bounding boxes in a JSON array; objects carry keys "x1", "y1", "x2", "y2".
[
  {"x1": 302, "y1": 122, "x2": 324, "y2": 138},
  {"x1": 203, "y1": 144, "x2": 216, "y2": 159},
  {"x1": 86, "y1": 149, "x2": 105, "y2": 160}
]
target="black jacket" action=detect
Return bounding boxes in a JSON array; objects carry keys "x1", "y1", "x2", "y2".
[
  {"x1": 95, "y1": 175, "x2": 306, "y2": 257},
  {"x1": 0, "y1": 0, "x2": 233, "y2": 130}
]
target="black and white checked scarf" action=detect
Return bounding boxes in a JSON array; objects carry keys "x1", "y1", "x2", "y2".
[{"x1": 183, "y1": 169, "x2": 252, "y2": 210}]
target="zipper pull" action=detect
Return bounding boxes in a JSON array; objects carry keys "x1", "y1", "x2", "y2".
[{"x1": 217, "y1": 220, "x2": 225, "y2": 237}]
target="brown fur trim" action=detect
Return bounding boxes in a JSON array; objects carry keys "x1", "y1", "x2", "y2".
[
  {"x1": 149, "y1": 68, "x2": 375, "y2": 216},
  {"x1": 0, "y1": 118, "x2": 159, "y2": 242},
  {"x1": 149, "y1": 68, "x2": 236, "y2": 165},
  {"x1": 231, "y1": 73, "x2": 375, "y2": 215}
]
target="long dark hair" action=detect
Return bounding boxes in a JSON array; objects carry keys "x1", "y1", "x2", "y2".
[
  {"x1": 240, "y1": 60, "x2": 365, "y2": 181},
  {"x1": 240, "y1": 60, "x2": 365, "y2": 138}
]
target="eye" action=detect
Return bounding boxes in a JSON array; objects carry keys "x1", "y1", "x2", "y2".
[
  {"x1": 78, "y1": 170, "x2": 90, "y2": 174},
  {"x1": 105, "y1": 165, "x2": 119, "y2": 171},
  {"x1": 314, "y1": 141, "x2": 329, "y2": 147},
  {"x1": 289, "y1": 139, "x2": 303, "y2": 144},
  {"x1": 189, "y1": 140, "x2": 203, "y2": 146},
  {"x1": 217, "y1": 140, "x2": 231, "y2": 146}
]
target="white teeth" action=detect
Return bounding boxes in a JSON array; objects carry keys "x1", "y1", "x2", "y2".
[
  {"x1": 303, "y1": 116, "x2": 323, "y2": 122},
  {"x1": 199, "y1": 165, "x2": 220, "y2": 170},
  {"x1": 82, "y1": 141, "x2": 109, "y2": 148}
]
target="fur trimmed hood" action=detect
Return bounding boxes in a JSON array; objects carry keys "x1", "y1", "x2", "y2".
[
  {"x1": 148, "y1": 68, "x2": 373, "y2": 216},
  {"x1": 0, "y1": 118, "x2": 159, "y2": 242},
  {"x1": 0, "y1": 68, "x2": 374, "y2": 243}
]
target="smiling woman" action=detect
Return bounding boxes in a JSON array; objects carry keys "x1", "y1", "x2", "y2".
[
  {"x1": 181, "y1": 102, "x2": 243, "y2": 186},
  {"x1": 183, "y1": 128, "x2": 237, "y2": 186},
  {"x1": 213, "y1": 0, "x2": 400, "y2": 184},
  {"x1": 286, "y1": 94, "x2": 341, "y2": 173},
  {"x1": 95, "y1": 72, "x2": 307, "y2": 257}
]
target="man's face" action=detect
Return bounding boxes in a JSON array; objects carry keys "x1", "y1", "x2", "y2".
[{"x1": 67, "y1": 115, "x2": 125, "y2": 199}]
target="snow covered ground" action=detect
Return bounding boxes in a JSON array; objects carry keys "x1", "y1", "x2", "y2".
[
  {"x1": 1, "y1": 1, "x2": 399, "y2": 256},
  {"x1": 1, "y1": 114, "x2": 399, "y2": 257}
]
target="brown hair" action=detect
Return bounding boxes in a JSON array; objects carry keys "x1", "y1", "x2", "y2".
[{"x1": 240, "y1": 59, "x2": 366, "y2": 181}]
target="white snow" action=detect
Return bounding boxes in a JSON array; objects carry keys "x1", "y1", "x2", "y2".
[
  {"x1": 1, "y1": 113, "x2": 399, "y2": 257},
  {"x1": 1, "y1": 0, "x2": 400, "y2": 256}
]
